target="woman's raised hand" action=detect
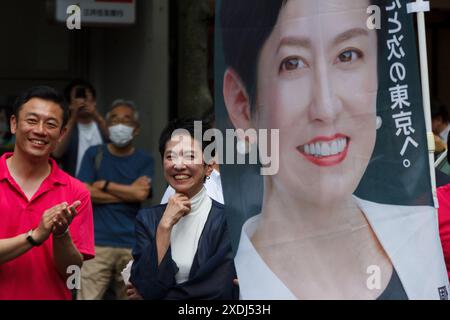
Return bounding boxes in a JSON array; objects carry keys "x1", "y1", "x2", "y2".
[{"x1": 160, "y1": 193, "x2": 191, "y2": 230}]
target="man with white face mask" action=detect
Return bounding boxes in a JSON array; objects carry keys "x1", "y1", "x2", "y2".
[{"x1": 76, "y1": 100, "x2": 155, "y2": 300}]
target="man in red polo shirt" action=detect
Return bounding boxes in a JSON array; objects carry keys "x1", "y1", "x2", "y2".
[{"x1": 0, "y1": 86, "x2": 95, "y2": 300}]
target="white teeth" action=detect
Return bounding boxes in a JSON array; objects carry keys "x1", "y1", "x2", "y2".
[
  {"x1": 330, "y1": 141, "x2": 338, "y2": 155},
  {"x1": 339, "y1": 139, "x2": 345, "y2": 153},
  {"x1": 315, "y1": 142, "x2": 320, "y2": 155},
  {"x1": 304, "y1": 144, "x2": 310, "y2": 154},
  {"x1": 174, "y1": 175, "x2": 189, "y2": 180},
  {"x1": 322, "y1": 143, "x2": 330, "y2": 156},
  {"x1": 303, "y1": 138, "x2": 347, "y2": 157},
  {"x1": 310, "y1": 143, "x2": 316, "y2": 155},
  {"x1": 31, "y1": 140, "x2": 45, "y2": 145}
]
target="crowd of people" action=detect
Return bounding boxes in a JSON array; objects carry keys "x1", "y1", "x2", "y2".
[
  {"x1": 0, "y1": 81, "x2": 237, "y2": 300},
  {"x1": 1, "y1": 0, "x2": 450, "y2": 298},
  {"x1": 2, "y1": 77, "x2": 450, "y2": 300}
]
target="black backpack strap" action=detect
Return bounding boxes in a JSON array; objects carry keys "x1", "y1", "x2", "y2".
[{"x1": 94, "y1": 144, "x2": 104, "y2": 173}]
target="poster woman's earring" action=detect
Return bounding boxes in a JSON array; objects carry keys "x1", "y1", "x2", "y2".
[
  {"x1": 236, "y1": 138, "x2": 249, "y2": 155},
  {"x1": 376, "y1": 116, "x2": 383, "y2": 130}
]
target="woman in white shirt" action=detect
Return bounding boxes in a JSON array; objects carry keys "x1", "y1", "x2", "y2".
[{"x1": 129, "y1": 118, "x2": 237, "y2": 299}]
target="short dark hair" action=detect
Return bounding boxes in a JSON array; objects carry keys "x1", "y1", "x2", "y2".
[
  {"x1": 13, "y1": 86, "x2": 69, "y2": 128},
  {"x1": 220, "y1": 0, "x2": 381, "y2": 108},
  {"x1": 159, "y1": 117, "x2": 213, "y2": 159},
  {"x1": 220, "y1": 0, "x2": 284, "y2": 107},
  {"x1": 63, "y1": 79, "x2": 97, "y2": 103}
]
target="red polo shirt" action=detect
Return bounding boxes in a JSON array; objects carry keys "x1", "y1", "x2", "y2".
[
  {"x1": 0, "y1": 153, "x2": 95, "y2": 300},
  {"x1": 438, "y1": 184, "x2": 450, "y2": 281}
]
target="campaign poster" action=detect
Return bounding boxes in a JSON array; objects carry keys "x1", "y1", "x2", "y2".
[{"x1": 215, "y1": 0, "x2": 449, "y2": 299}]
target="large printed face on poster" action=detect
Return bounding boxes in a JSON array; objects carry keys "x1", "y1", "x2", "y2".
[{"x1": 215, "y1": 0, "x2": 449, "y2": 299}]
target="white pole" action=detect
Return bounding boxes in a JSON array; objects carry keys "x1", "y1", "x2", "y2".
[{"x1": 414, "y1": 0, "x2": 437, "y2": 207}]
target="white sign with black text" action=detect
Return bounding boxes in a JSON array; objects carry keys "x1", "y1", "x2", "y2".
[{"x1": 55, "y1": 0, "x2": 135, "y2": 26}]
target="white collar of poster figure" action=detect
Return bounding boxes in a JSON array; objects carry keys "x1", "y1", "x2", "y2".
[
  {"x1": 160, "y1": 169, "x2": 224, "y2": 205},
  {"x1": 440, "y1": 124, "x2": 450, "y2": 144},
  {"x1": 235, "y1": 196, "x2": 449, "y2": 300}
]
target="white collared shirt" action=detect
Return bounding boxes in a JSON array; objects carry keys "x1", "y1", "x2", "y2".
[
  {"x1": 235, "y1": 197, "x2": 449, "y2": 300},
  {"x1": 235, "y1": 214, "x2": 296, "y2": 300}
]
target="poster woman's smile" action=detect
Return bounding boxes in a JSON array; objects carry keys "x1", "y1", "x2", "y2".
[{"x1": 297, "y1": 134, "x2": 350, "y2": 167}]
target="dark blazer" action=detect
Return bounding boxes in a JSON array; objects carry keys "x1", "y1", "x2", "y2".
[{"x1": 130, "y1": 200, "x2": 238, "y2": 300}]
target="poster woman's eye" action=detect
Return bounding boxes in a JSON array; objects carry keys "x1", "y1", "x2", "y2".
[
  {"x1": 279, "y1": 56, "x2": 307, "y2": 73},
  {"x1": 336, "y1": 49, "x2": 363, "y2": 64}
]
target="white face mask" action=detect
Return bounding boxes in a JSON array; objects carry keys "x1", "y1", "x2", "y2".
[{"x1": 109, "y1": 124, "x2": 134, "y2": 148}]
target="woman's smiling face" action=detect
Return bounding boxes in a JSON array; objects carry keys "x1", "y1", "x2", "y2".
[
  {"x1": 163, "y1": 133, "x2": 212, "y2": 198},
  {"x1": 254, "y1": 0, "x2": 378, "y2": 206}
]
